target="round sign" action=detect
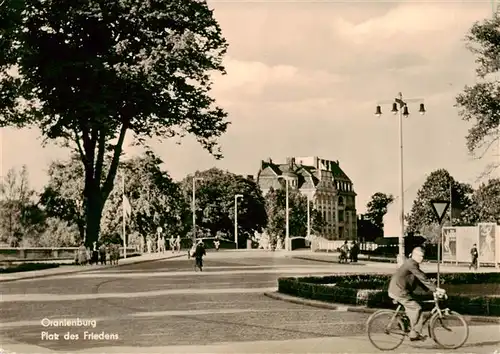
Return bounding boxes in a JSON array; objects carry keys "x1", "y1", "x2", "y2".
[{"x1": 157, "y1": 226, "x2": 163, "y2": 233}]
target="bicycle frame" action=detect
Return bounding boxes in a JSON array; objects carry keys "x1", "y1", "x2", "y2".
[{"x1": 388, "y1": 293, "x2": 449, "y2": 335}]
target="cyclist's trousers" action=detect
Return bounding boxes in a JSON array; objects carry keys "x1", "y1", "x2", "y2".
[{"x1": 388, "y1": 293, "x2": 423, "y2": 333}]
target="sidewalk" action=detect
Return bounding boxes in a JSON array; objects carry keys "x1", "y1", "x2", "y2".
[
  {"x1": 0, "y1": 252, "x2": 186, "y2": 283},
  {"x1": 2, "y1": 325, "x2": 499, "y2": 354}
]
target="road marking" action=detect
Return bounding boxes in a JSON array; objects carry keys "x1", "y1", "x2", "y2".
[{"x1": 0, "y1": 287, "x2": 278, "y2": 303}]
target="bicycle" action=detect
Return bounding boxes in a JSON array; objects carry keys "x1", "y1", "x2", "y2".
[{"x1": 366, "y1": 291, "x2": 469, "y2": 351}]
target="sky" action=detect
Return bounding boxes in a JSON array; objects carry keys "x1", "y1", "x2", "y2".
[{"x1": 0, "y1": 0, "x2": 498, "y2": 236}]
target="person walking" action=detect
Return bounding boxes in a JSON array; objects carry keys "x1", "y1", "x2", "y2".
[
  {"x1": 351, "y1": 241, "x2": 359, "y2": 262},
  {"x1": 469, "y1": 243, "x2": 479, "y2": 270},
  {"x1": 99, "y1": 243, "x2": 107, "y2": 265},
  {"x1": 194, "y1": 240, "x2": 206, "y2": 271}
]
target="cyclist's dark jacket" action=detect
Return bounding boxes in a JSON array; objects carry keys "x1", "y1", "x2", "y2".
[{"x1": 388, "y1": 258, "x2": 437, "y2": 298}]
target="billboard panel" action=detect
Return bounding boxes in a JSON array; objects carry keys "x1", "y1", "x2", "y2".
[
  {"x1": 478, "y1": 223, "x2": 496, "y2": 263},
  {"x1": 455, "y1": 226, "x2": 479, "y2": 263},
  {"x1": 442, "y1": 227, "x2": 457, "y2": 262}
]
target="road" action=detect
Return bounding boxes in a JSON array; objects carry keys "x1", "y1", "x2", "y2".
[{"x1": 0, "y1": 251, "x2": 498, "y2": 353}]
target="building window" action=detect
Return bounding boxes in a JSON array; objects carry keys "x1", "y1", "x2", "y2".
[
  {"x1": 338, "y1": 196, "x2": 344, "y2": 206},
  {"x1": 338, "y1": 211, "x2": 344, "y2": 222}
]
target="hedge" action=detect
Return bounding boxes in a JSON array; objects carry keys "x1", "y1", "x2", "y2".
[
  {"x1": 0, "y1": 262, "x2": 60, "y2": 273},
  {"x1": 278, "y1": 272, "x2": 500, "y2": 317}
]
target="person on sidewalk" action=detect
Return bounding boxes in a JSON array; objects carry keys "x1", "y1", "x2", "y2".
[
  {"x1": 77, "y1": 243, "x2": 87, "y2": 265},
  {"x1": 350, "y1": 241, "x2": 359, "y2": 262},
  {"x1": 469, "y1": 244, "x2": 478, "y2": 270},
  {"x1": 388, "y1": 246, "x2": 445, "y2": 341},
  {"x1": 175, "y1": 235, "x2": 181, "y2": 253}
]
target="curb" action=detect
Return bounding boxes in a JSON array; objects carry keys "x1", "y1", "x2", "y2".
[
  {"x1": 291, "y1": 256, "x2": 368, "y2": 266},
  {"x1": 264, "y1": 292, "x2": 339, "y2": 310},
  {"x1": 265, "y1": 291, "x2": 500, "y2": 324},
  {"x1": 0, "y1": 254, "x2": 186, "y2": 283}
]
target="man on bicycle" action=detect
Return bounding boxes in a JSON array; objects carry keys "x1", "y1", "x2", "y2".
[{"x1": 388, "y1": 246, "x2": 445, "y2": 341}]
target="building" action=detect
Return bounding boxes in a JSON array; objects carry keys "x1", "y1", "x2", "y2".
[{"x1": 256, "y1": 156, "x2": 357, "y2": 240}]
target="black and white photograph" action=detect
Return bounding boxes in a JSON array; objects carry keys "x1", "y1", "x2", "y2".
[{"x1": 0, "y1": 0, "x2": 500, "y2": 353}]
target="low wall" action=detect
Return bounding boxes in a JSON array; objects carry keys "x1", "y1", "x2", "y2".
[{"x1": 0, "y1": 247, "x2": 139, "y2": 262}]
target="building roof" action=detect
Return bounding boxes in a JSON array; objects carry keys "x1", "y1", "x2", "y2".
[{"x1": 257, "y1": 157, "x2": 353, "y2": 191}]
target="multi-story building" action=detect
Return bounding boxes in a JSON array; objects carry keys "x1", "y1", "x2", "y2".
[{"x1": 256, "y1": 156, "x2": 357, "y2": 240}]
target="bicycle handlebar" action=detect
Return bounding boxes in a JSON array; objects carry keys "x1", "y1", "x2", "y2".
[{"x1": 433, "y1": 291, "x2": 448, "y2": 300}]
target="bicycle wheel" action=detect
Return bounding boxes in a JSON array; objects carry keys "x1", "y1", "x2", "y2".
[
  {"x1": 367, "y1": 310, "x2": 406, "y2": 351},
  {"x1": 429, "y1": 311, "x2": 469, "y2": 349}
]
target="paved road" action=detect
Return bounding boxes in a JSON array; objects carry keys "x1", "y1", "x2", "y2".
[{"x1": 0, "y1": 251, "x2": 498, "y2": 353}]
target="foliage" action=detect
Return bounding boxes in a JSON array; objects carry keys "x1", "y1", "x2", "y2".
[
  {"x1": 359, "y1": 192, "x2": 394, "y2": 241},
  {"x1": 278, "y1": 273, "x2": 500, "y2": 316},
  {"x1": 0, "y1": 0, "x2": 229, "y2": 246},
  {"x1": 36, "y1": 218, "x2": 80, "y2": 247},
  {"x1": 39, "y1": 156, "x2": 86, "y2": 240},
  {"x1": 455, "y1": 15, "x2": 500, "y2": 176},
  {"x1": 180, "y1": 168, "x2": 267, "y2": 247},
  {"x1": 264, "y1": 186, "x2": 325, "y2": 244},
  {"x1": 40, "y1": 151, "x2": 189, "y2": 244},
  {"x1": 462, "y1": 178, "x2": 500, "y2": 224},
  {"x1": 0, "y1": 166, "x2": 45, "y2": 246},
  {"x1": 406, "y1": 169, "x2": 474, "y2": 239}
]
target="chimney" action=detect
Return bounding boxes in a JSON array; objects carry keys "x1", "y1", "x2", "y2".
[{"x1": 267, "y1": 157, "x2": 273, "y2": 164}]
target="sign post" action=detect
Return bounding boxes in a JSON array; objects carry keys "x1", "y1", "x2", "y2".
[{"x1": 430, "y1": 200, "x2": 450, "y2": 287}]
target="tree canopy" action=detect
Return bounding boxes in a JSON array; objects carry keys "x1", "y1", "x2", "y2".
[
  {"x1": 180, "y1": 168, "x2": 267, "y2": 247},
  {"x1": 455, "y1": 15, "x2": 500, "y2": 176},
  {"x1": 462, "y1": 178, "x2": 500, "y2": 224},
  {"x1": 0, "y1": 0, "x2": 229, "y2": 246},
  {"x1": 264, "y1": 186, "x2": 324, "y2": 244},
  {"x1": 358, "y1": 192, "x2": 394, "y2": 242},
  {"x1": 406, "y1": 169, "x2": 473, "y2": 237}
]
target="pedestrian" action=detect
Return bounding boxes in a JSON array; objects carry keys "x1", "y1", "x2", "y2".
[
  {"x1": 351, "y1": 241, "x2": 359, "y2": 262},
  {"x1": 176, "y1": 235, "x2": 181, "y2": 253},
  {"x1": 469, "y1": 243, "x2": 478, "y2": 270},
  {"x1": 77, "y1": 242, "x2": 87, "y2": 265},
  {"x1": 99, "y1": 243, "x2": 107, "y2": 265},
  {"x1": 194, "y1": 240, "x2": 206, "y2": 271},
  {"x1": 214, "y1": 236, "x2": 220, "y2": 251}
]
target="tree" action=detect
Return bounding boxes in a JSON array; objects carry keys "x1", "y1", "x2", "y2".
[
  {"x1": 361, "y1": 192, "x2": 394, "y2": 240},
  {"x1": 264, "y1": 186, "x2": 324, "y2": 244},
  {"x1": 455, "y1": 15, "x2": 500, "y2": 177},
  {"x1": 180, "y1": 168, "x2": 267, "y2": 247},
  {"x1": 39, "y1": 156, "x2": 86, "y2": 241},
  {"x1": 462, "y1": 178, "x2": 500, "y2": 224},
  {"x1": 0, "y1": 0, "x2": 229, "y2": 247},
  {"x1": 40, "y1": 151, "x2": 189, "y2": 244},
  {"x1": 406, "y1": 169, "x2": 474, "y2": 239},
  {"x1": 0, "y1": 166, "x2": 44, "y2": 246}
]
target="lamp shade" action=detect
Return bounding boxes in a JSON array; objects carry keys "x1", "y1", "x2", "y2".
[
  {"x1": 391, "y1": 103, "x2": 398, "y2": 114},
  {"x1": 402, "y1": 105, "x2": 409, "y2": 117},
  {"x1": 419, "y1": 103, "x2": 426, "y2": 115},
  {"x1": 375, "y1": 105, "x2": 382, "y2": 116}
]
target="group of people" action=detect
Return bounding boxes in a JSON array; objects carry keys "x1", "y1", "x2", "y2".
[
  {"x1": 338, "y1": 240, "x2": 360, "y2": 263},
  {"x1": 75, "y1": 241, "x2": 120, "y2": 266}
]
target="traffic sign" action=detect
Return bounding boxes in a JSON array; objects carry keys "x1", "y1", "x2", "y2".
[
  {"x1": 157, "y1": 226, "x2": 163, "y2": 234},
  {"x1": 430, "y1": 200, "x2": 450, "y2": 224}
]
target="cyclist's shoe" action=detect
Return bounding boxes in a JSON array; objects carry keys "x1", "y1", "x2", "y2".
[{"x1": 409, "y1": 331, "x2": 426, "y2": 341}]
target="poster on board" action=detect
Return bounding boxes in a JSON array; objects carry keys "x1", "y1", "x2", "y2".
[
  {"x1": 477, "y1": 223, "x2": 496, "y2": 263},
  {"x1": 455, "y1": 226, "x2": 479, "y2": 263},
  {"x1": 442, "y1": 227, "x2": 457, "y2": 262}
]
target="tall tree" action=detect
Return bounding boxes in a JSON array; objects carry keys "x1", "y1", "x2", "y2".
[
  {"x1": 40, "y1": 152, "x2": 189, "y2": 244},
  {"x1": 406, "y1": 169, "x2": 473, "y2": 236},
  {"x1": 462, "y1": 178, "x2": 500, "y2": 224},
  {"x1": 0, "y1": 0, "x2": 229, "y2": 246},
  {"x1": 180, "y1": 168, "x2": 267, "y2": 247},
  {"x1": 455, "y1": 15, "x2": 500, "y2": 177},
  {"x1": 0, "y1": 166, "x2": 44, "y2": 246},
  {"x1": 358, "y1": 192, "x2": 394, "y2": 242}
]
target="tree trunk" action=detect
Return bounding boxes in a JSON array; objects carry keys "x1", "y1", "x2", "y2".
[{"x1": 85, "y1": 193, "x2": 104, "y2": 248}]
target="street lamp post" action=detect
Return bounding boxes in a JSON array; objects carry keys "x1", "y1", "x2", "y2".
[
  {"x1": 375, "y1": 92, "x2": 426, "y2": 265},
  {"x1": 307, "y1": 194, "x2": 311, "y2": 238},
  {"x1": 278, "y1": 176, "x2": 293, "y2": 251},
  {"x1": 234, "y1": 194, "x2": 243, "y2": 249},
  {"x1": 192, "y1": 177, "x2": 203, "y2": 245}
]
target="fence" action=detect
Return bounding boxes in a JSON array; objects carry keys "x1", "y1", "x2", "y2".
[{"x1": 0, "y1": 247, "x2": 139, "y2": 262}]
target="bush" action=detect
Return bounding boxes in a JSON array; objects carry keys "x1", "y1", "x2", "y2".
[
  {"x1": 278, "y1": 272, "x2": 500, "y2": 316},
  {"x1": 0, "y1": 262, "x2": 60, "y2": 273}
]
